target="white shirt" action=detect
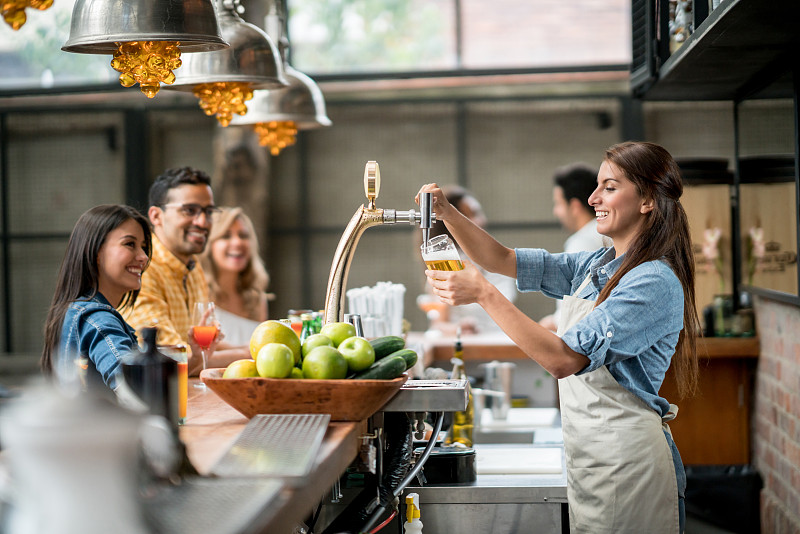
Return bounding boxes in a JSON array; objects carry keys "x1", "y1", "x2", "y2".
[
  {"x1": 551, "y1": 219, "x2": 612, "y2": 327},
  {"x1": 450, "y1": 258, "x2": 518, "y2": 333},
  {"x1": 564, "y1": 218, "x2": 612, "y2": 254},
  {"x1": 215, "y1": 307, "x2": 260, "y2": 347}
]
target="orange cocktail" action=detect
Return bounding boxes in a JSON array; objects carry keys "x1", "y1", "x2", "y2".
[
  {"x1": 191, "y1": 302, "x2": 218, "y2": 390},
  {"x1": 177, "y1": 359, "x2": 188, "y2": 422},
  {"x1": 160, "y1": 344, "x2": 188, "y2": 424},
  {"x1": 192, "y1": 325, "x2": 219, "y2": 348}
]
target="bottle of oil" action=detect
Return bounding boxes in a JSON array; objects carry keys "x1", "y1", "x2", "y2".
[{"x1": 445, "y1": 328, "x2": 474, "y2": 447}]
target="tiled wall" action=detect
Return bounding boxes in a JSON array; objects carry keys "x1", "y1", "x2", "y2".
[{"x1": 752, "y1": 296, "x2": 800, "y2": 532}]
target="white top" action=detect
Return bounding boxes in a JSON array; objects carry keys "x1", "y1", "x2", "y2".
[
  {"x1": 551, "y1": 219, "x2": 612, "y2": 327},
  {"x1": 215, "y1": 307, "x2": 260, "y2": 347},
  {"x1": 564, "y1": 218, "x2": 612, "y2": 254},
  {"x1": 450, "y1": 260, "x2": 518, "y2": 333}
]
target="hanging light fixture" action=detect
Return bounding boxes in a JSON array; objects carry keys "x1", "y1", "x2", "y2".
[
  {"x1": 167, "y1": 0, "x2": 288, "y2": 127},
  {"x1": 62, "y1": 0, "x2": 228, "y2": 98},
  {"x1": 2, "y1": 0, "x2": 51, "y2": 30},
  {"x1": 228, "y1": 0, "x2": 331, "y2": 155},
  {"x1": 230, "y1": 67, "x2": 331, "y2": 155}
]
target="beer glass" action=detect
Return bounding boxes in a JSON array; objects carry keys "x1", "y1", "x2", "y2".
[{"x1": 420, "y1": 235, "x2": 464, "y2": 271}]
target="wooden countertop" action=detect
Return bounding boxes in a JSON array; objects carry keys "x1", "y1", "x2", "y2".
[
  {"x1": 410, "y1": 332, "x2": 759, "y2": 364},
  {"x1": 179, "y1": 380, "x2": 366, "y2": 533}
]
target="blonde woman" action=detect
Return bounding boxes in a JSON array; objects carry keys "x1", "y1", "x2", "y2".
[{"x1": 200, "y1": 207, "x2": 271, "y2": 346}]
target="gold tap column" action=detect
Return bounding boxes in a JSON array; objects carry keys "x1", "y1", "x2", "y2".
[{"x1": 323, "y1": 162, "x2": 384, "y2": 324}]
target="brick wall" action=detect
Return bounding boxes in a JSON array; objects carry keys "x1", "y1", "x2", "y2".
[{"x1": 753, "y1": 296, "x2": 800, "y2": 533}]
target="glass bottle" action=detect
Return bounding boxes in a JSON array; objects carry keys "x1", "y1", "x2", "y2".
[
  {"x1": 445, "y1": 330, "x2": 474, "y2": 447},
  {"x1": 300, "y1": 313, "x2": 315, "y2": 342}
]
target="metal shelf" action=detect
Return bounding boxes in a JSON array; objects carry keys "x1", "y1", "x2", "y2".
[{"x1": 642, "y1": 0, "x2": 800, "y2": 100}]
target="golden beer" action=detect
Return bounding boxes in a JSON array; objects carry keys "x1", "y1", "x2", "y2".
[
  {"x1": 421, "y1": 235, "x2": 464, "y2": 271},
  {"x1": 424, "y1": 258, "x2": 464, "y2": 271}
]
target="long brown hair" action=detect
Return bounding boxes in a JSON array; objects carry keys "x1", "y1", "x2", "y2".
[
  {"x1": 597, "y1": 142, "x2": 699, "y2": 399},
  {"x1": 41, "y1": 205, "x2": 152, "y2": 375},
  {"x1": 199, "y1": 207, "x2": 269, "y2": 321}
]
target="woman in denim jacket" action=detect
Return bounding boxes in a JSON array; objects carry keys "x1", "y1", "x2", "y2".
[
  {"x1": 417, "y1": 142, "x2": 699, "y2": 534},
  {"x1": 41, "y1": 205, "x2": 152, "y2": 390}
]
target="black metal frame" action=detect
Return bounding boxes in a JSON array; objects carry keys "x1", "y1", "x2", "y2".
[{"x1": 732, "y1": 64, "x2": 800, "y2": 308}]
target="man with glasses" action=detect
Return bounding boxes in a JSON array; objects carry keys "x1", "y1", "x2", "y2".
[{"x1": 123, "y1": 167, "x2": 248, "y2": 374}]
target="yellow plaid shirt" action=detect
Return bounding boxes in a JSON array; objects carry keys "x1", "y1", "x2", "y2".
[{"x1": 123, "y1": 236, "x2": 209, "y2": 347}]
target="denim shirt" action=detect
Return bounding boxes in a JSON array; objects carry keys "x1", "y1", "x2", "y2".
[
  {"x1": 515, "y1": 247, "x2": 684, "y2": 417},
  {"x1": 59, "y1": 293, "x2": 139, "y2": 389}
]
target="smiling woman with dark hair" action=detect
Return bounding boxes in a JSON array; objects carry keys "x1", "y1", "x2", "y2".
[
  {"x1": 417, "y1": 141, "x2": 699, "y2": 534},
  {"x1": 41, "y1": 204, "x2": 152, "y2": 390}
]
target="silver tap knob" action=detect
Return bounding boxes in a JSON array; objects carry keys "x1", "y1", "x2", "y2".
[{"x1": 419, "y1": 192, "x2": 434, "y2": 245}]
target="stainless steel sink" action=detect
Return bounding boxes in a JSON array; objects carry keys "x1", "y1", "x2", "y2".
[
  {"x1": 473, "y1": 408, "x2": 562, "y2": 445},
  {"x1": 473, "y1": 428, "x2": 535, "y2": 444}
]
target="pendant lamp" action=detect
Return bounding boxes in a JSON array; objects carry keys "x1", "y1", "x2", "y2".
[
  {"x1": 167, "y1": 0, "x2": 288, "y2": 127},
  {"x1": 228, "y1": 0, "x2": 331, "y2": 155},
  {"x1": 62, "y1": 0, "x2": 228, "y2": 98}
]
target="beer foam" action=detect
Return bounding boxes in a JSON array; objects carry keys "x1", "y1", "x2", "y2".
[{"x1": 422, "y1": 249, "x2": 461, "y2": 262}]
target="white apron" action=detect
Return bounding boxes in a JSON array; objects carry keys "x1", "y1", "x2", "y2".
[{"x1": 557, "y1": 275, "x2": 679, "y2": 534}]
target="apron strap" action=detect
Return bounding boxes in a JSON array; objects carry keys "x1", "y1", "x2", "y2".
[{"x1": 573, "y1": 273, "x2": 593, "y2": 299}]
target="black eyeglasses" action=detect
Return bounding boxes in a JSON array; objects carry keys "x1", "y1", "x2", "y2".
[{"x1": 161, "y1": 203, "x2": 222, "y2": 220}]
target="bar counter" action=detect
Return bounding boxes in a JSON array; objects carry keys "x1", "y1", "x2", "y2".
[
  {"x1": 412, "y1": 330, "x2": 760, "y2": 465},
  {"x1": 178, "y1": 380, "x2": 367, "y2": 533},
  {"x1": 411, "y1": 330, "x2": 760, "y2": 364}
]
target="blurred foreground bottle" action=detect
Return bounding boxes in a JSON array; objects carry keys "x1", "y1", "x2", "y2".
[
  {"x1": 121, "y1": 327, "x2": 180, "y2": 431},
  {"x1": 445, "y1": 329, "x2": 474, "y2": 447}
]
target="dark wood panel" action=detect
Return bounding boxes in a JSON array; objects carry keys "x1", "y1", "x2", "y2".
[{"x1": 660, "y1": 356, "x2": 754, "y2": 465}]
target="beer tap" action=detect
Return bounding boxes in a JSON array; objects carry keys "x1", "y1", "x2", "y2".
[
  {"x1": 419, "y1": 190, "x2": 434, "y2": 246},
  {"x1": 323, "y1": 161, "x2": 436, "y2": 324}
]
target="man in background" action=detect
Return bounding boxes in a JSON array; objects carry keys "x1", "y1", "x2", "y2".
[
  {"x1": 539, "y1": 163, "x2": 612, "y2": 332},
  {"x1": 123, "y1": 167, "x2": 248, "y2": 373}
]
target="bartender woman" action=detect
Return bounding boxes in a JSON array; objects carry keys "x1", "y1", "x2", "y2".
[{"x1": 417, "y1": 141, "x2": 698, "y2": 534}]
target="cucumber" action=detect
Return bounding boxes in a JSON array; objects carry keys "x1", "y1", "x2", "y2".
[
  {"x1": 386, "y1": 348, "x2": 417, "y2": 370},
  {"x1": 352, "y1": 354, "x2": 407, "y2": 380},
  {"x1": 369, "y1": 335, "x2": 405, "y2": 360}
]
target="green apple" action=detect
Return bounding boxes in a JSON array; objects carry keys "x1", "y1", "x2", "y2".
[
  {"x1": 320, "y1": 322, "x2": 357, "y2": 347},
  {"x1": 302, "y1": 333, "x2": 334, "y2": 358},
  {"x1": 222, "y1": 359, "x2": 259, "y2": 378},
  {"x1": 338, "y1": 336, "x2": 376, "y2": 372},
  {"x1": 302, "y1": 346, "x2": 348, "y2": 379},
  {"x1": 289, "y1": 367, "x2": 304, "y2": 379},
  {"x1": 256, "y1": 343, "x2": 295, "y2": 378}
]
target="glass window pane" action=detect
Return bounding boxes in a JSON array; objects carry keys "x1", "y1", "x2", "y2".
[
  {"x1": 738, "y1": 95, "x2": 798, "y2": 297},
  {"x1": 0, "y1": 0, "x2": 113, "y2": 90},
  {"x1": 7, "y1": 112, "x2": 125, "y2": 234},
  {"x1": 292, "y1": 102, "x2": 458, "y2": 228},
  {"x1": 0, "y1": 243, "x2": 5, "y2": 352},
  {"x1": 288, "y1": 0, "x2": 457, "y2": 73},
  {"x1": 464, "y1": 99, "x2": 622, "y2": 225},
  {"x1": 461, "y1": 0, "x2": 631, "y2": 69},
  {"x1": 10, "y1": 239, "x2": 65, "y2": 354}
]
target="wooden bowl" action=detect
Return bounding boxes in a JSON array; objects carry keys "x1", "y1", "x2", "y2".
[{"x1": 200, "y1": 368, "x2": 408, "y2": 421}]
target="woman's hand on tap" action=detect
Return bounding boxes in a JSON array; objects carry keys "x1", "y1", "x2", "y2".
[
  {"x1": 416, "y1": 183, "x2": 456, "y2": 222},
  {"x1": 425, "y1": 260, "x2": 490, "y2": 307}
]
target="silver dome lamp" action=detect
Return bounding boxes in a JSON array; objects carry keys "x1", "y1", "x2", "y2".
[
  {"x1": 228, "y1": 0, "x2": 331, "y2": 155},
  {"x1": 62, "y1": 0, "x2": 229, "y2": 98},
  {"x1": 167, "y1": 0, "x2": 288, "y2": 126}
]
